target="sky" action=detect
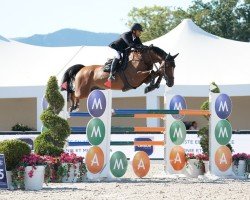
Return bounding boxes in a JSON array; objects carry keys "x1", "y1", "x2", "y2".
[{"x1": 1, "y1": 0, "x2": 198, "y2": 38}]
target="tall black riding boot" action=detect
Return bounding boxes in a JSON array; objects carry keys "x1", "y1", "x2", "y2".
[{"x1": 108, "y1": 58, "x2": 119, "y2": 80}]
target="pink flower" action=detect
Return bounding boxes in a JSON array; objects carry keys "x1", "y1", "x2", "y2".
[{"x1": 60, "y1": 153, "x2": 83, "y2": 164}]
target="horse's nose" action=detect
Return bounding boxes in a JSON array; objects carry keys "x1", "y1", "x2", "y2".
[{"x1": 166, "y1": 80, "x2": 174, "y2": 87}]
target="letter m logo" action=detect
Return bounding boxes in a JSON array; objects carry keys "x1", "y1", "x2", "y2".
[
  {"x1": 114, "y1": 159, "x2": 124, "y2": 169},
  {"x1": 219, "y1": 127, "x2": 228, "y2": 138},
  {"x1": 173, "y1": 128, "x2": 183, "y2": 138},
  {"x1": 219, "y1": 101, "x2": 228, "y2": 112},
  {"x1": 92, "y1": 98, "x2": 102, "y2": 109},
  {"x1": 174, "y1": 102, "x2": 183, "y2": 110}
]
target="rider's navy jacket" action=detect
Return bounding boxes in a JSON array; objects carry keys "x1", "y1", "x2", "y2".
[{"x1": 109, "y1": 31, "x2": 142, "y2": 52}]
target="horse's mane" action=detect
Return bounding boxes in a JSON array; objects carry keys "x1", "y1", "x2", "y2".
[{"x1": 150, "y1": 46, "x2": 168, "y2": 58}]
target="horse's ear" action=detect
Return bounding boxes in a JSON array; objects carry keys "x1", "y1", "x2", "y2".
[
  {"x1": 166, "y1": 53, "x2": 171, "y2": 60},
  {"x1": 149, "y1": 44, "x2": 153, "y2": 47},
  {"x1": 173, "y1": 53, "x2": 179, "y2": 59}
]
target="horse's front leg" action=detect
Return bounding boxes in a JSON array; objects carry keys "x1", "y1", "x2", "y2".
[
  {"x1": 69, "y1": 92, "x2": 75, "y2": 112},
  {"x1": 144, "y1": 73, "x2": 163, "y2": 94}
]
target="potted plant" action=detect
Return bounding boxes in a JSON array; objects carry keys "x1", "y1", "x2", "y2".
[
  {"x1": 232, "y1": 153, "x2": 249, "y2": 176},
  {"x1": 17, "y1": 154, "x2": 47, "y2": 190},
  {"x1": 0, "y1": 139, "x2": 31, "y2": 189},
  {"x1": 185, "y1": 153, "x2": 204, "y2": 178},
  {"x1": 59, "y1": 152, "x2": 86, "y2": 183}
]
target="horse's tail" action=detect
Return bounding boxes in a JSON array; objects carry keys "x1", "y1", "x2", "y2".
[{"x1": 60, "y1": 64, "x2": 85, "y2": 91}]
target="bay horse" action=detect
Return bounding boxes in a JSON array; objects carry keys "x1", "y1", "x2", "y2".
[{"x1": 61, "y1": 45, "x2": 178, "y2": 112}]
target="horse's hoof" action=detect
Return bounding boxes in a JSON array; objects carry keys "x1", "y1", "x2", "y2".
[
  {"x1": 144, "y1": 87, "x2": 150, "y2": 94},
  {"x1": 71, "y1": 108, "x2": 78, "y2": 113},
  {"x1": 74, "y1": 106, "x2": 80, "y2": 112},
  {"x1": 70, "y1": 105, "x2": 79, "y2": 113},
  {"x1": 145, "y1": 86, "x2": 155, "y2": 94}
]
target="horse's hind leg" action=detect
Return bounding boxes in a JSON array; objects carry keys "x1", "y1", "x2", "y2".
[
  {"x1": 69, "y1": 92, "x2": 80, "y2": 112},
  {"x1": 69, "y1": 92, "x2": 75, "y2": 112}
]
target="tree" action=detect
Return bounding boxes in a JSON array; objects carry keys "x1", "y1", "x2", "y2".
[
  {"x1": 127, "y1": 6, "x2": 173, "y2": 42},
  {"x1": 127, "y1": 0, "x2": 250, "y2": 42},
  {"x1": 34, "y1": 76, "x2": 70, "y2": 156}
]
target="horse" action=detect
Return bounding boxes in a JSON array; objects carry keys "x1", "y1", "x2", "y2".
[{"x1": 61, "y1": 45, "x2": 178, "y2": 112}]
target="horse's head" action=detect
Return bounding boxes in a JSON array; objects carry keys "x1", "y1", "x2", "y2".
[
  {"x1": 148, "y1": 45, "x2": 178, "y2": 87},
  {"x1": 163, "y1": 52, "x2": 178, "y2": 87}
]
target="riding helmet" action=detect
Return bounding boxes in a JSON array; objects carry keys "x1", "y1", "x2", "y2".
[{"x1": 131, "y1": 23, "x2": 143, "y2": 32}]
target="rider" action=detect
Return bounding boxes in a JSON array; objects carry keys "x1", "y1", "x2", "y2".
[{"x1": 106, "y1": 23, "x2": 144, "y2": 82}]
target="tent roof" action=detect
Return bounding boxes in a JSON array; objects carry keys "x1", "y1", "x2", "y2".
[
  {"x1": 0, "y1": 40, "x2": 115, "y2": 87},
  {"x1": 145, "y1": 19, "x2": 250, "y2": 85}
]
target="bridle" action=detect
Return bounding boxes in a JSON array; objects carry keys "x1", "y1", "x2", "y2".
[{"x1": 146, "y1": 47, "x2": 175, "y2": 83}]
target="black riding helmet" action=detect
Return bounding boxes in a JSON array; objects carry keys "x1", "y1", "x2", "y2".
[{"x1": 131, "y1": 23, "x2": 143, "y2": 32}]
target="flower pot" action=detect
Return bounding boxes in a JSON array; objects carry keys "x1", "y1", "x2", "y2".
[
  {"x1": 24, "y1": 166, "x2": 45, "y2": 190},
  {"x1": 233, "y1": 160, "x2": 246, "y2": 176},
  {"x1": 6, "y1": 171, "x2": 13, "y2": 190},
  {"x1": 203, "y1": 161, "x2": 209, "y2": 173},
  {"x1": 186, "y1": 159, "x2": 204, "y2": 178},
  {"x1": 61, "y1": 163, "x2": 80, "y2": 183}
]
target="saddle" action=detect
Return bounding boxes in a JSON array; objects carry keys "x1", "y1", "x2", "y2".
[{"x1": 103, "y1": 51, "x2": 129, "y2": 73}]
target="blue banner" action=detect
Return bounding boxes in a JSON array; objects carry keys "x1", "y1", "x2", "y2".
[
  {"x1": 134, "y1": 138, "x2": 153, "y2": 156},
  {"x1": 0, "y1": 154, "x2": 8, "y2": 189}
]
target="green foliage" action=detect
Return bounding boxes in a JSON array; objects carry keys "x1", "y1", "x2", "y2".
[
  {"x1": 197, "y1": 126, "x2": 209, "y2": 155},
  {"x1": 11, "y1": 123, "x2": 33, "y2": 131},
  {"x1": 127, "y1": 6, "x2": 173, "y2": 42},
  {"x1": 201, "y1": 100, "x2": 209, "y2": 121},
  {"x1": 34, "y1": 76, "x2": 70, "y2": 156},
  {"x1": 34, "y1": 132, "x2": 64, "y2": 156},
  {"x1": 127, "y1": 0, "x2": 249, "y2": 42},
  {"x1": 210, "y1": 82, "x2": 220, "y2": 93},
  {"x1": 0, "y1": 139, "x2": 31, "y2": 171}
]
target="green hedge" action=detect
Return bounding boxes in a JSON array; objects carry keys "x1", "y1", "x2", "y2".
[{"x1": 0, "y1": 139, "x2": 31, "y2": 171}]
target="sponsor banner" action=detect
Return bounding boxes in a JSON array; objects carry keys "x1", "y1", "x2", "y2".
[{"x1": 0, "y1": 134, "x2": 249, "y2": 159}]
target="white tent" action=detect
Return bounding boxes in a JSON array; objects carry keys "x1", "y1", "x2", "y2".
[
  {"x1": 1, "y1": 19, "x2": 249, "y2": 94},
  {"x1": 143, "y1": 19, "x2": 250, "y2": 97}
]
